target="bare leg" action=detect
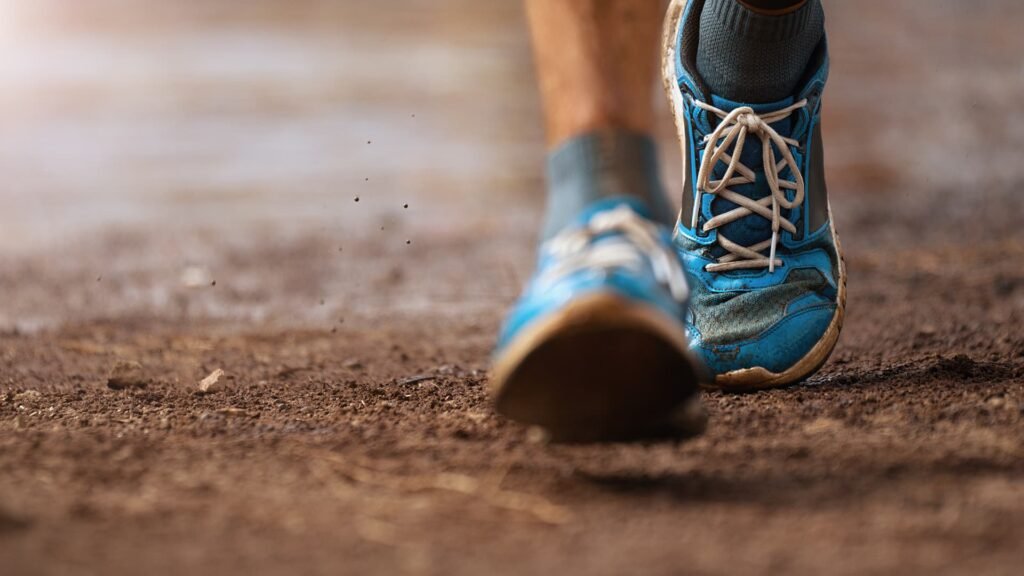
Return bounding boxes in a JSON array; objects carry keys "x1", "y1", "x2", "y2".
[
  {"x1": 490, "y1": 1, "x2": 706, "y2": 443},
  {"x1": 524, "y1": 0, "x2": 672, "y2": 239},
  {"x1": 525, "y1": 0, "x2": 665, "y2": 148}
]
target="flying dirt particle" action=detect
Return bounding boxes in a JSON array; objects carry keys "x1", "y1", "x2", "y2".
[
  {"x1": 406, "y1": 240, "x2": 411, "y2": 245},
  {"x1": 319, "y1": 298, "x2": 325, "y2": 306},
  {"x1": 338, "y1": 247, "x2": 343, "y2": 252},
  {"x1": 367, "y1": 140, "x2": 372, "y2": 144},
  {"x1": 411, "y1": 114, "x2": 415, "y2": 118},
  {"x1": 403, "y1": 204, "x2": 409, "y2": 209},
  {"x1": 331, "y1": 327, "x2": 337, "y2": 334},
  {"x1": 198, "y1": 368, "x2": 225, "y2": 394},
  {"x1": 354, "y1": 197, "x2": 360, "y2": 202},
  {"x1": 210, "y1": 280, "x2": 216, "y2": 287},
  {"x1": 96, "y1": 276, "x2": 102, "y2": 282},
  {"x1": 365, "y1": 177, "x2": 369, "y2": 182},
  {"x1": 107, "y1": 360, "x2": 147, "y2": 390},
  {"x1": 343, "y1": 359, "x2": 363, "y2": 370},
  {"x1": 380, "y1": 226, "x2": 385, "y2": 231}
]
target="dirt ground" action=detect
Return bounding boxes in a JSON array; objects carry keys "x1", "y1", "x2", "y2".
[{"x1": 1, "y1": 1, "x2": 1023, "y2": 574}]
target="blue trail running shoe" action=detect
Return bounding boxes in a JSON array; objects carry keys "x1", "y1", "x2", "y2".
[
  {"x1": 661, "y1": 0, "x2": 847, "y2": 389},
  {"x1": 491, "y1": 198, "x2": 707, "y2": 442}
]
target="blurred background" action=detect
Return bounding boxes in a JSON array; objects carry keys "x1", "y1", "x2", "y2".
[
  {"x1": 2, "y1": 0, "x2": 1021, "y2": 332},
  {"x1": 2, "y1": 3, "x2": 1024, "y2": 575}
]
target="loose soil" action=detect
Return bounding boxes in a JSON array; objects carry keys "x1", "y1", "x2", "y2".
[{"x1": 1, "y1": 1, "x2": 1022, "y2": 575}]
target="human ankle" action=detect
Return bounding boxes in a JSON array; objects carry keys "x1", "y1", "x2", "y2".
[{"x1": 541, "y1": 130, "x2": 672, "y2": 240}]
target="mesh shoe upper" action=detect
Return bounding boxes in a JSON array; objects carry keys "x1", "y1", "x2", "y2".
[
  {"x1": 496, "y1": 198, "x2": 692, "y2": 354},
  {"x1": 668, "y1": 0, "x2": 842, "y2": 378}
]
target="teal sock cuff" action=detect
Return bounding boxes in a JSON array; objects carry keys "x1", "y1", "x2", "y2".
[
  {"x1": 697, "y1": 0, "x2": 824, "y2": 103},
  {"x1": 542, "y1": 130, "x2": 672, "y2": 240}
]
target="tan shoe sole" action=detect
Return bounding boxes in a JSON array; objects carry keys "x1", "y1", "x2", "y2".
[{"x1": 491, "y1": 293, "x2": 707, "y2": 443}]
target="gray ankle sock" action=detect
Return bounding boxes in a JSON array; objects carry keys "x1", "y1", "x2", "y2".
[
  {"x1": 541, "y1": 130, "x2": 672, "y2": 240},
  {"x1": 696, "y1": 0, "x2": 824, "y2": 103}
]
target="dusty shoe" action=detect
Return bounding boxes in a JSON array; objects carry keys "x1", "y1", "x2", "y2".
[
  {"x1": 491, "y1": 198, "x2": 707, "y2": 442},
  {"x1": 662, "y1": 0, "x2": 847, "y2": 389}
]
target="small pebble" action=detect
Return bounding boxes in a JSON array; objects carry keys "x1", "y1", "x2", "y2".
[
  {"x1": 107, "y1": 360, "x2": 147, "y2": 390},
  {"x1": 198, "y1": 369, "x2": 226, "y2": 394}
]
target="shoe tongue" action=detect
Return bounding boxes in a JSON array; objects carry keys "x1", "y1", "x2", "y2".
[
  {"x1": 710, "y1": 94, "x2": 794, "y2": 115},
  {"x1": 707, "y1": 95, "x2": 796, "y2": 259}
]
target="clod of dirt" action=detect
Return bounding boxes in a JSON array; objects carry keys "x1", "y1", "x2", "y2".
[
  {"x1": 0, "y1": 508, "x2": 31, "y2": 534},
  {"x1": 13, "y1": 390, "x2": 42, "y2": 402},
  {"x1": 343, "y1": 359, "x2": 364, "y2": 370},
  {"x1": 198, "y1": 369, "x2": 225, "y2": 394},
  {"x1": 927, "y1": 354, "x2": 1013, "y2": 380},
  {"x1": 106, "y1": 360, "x2": 148, "y2": 390}
]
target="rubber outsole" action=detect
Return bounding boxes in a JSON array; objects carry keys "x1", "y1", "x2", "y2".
[
  {"x1": 661, "y1": 0, "x2": 847, "y2": 391},
  {"x1": 710, "y1": 218, "x2": 847, "y2": 390},
  {"x1": 490, "y1": 293, "x2": 707, "y2": 443}
]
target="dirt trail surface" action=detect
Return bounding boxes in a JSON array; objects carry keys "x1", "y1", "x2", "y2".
[{"x1": 1, "y1": 1, "x2": 1023, "y2": 574}]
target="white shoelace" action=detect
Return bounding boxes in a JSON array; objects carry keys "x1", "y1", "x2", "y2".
[
  {"x1": 537, "y1": 205, "x2": 690, "y2": 303},
  {"x1": 693, "y1": 99, "x2": 808, "y2": 273}
]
